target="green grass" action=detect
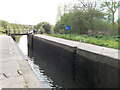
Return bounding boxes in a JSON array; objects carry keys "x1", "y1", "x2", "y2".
[
  {"x1": 0, "y1": 32, "x2": 6, "y2": 35},
  {"x1": 47, "y1": 34, "x2": 119, "y2": 50},
  {"x1": 0, "y1": 28, "x2": 6, "y2": 35},
  {"x1": 14, "y1": 35, "x2": 22, "y2": 43}
]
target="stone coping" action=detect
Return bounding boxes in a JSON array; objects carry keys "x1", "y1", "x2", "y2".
[{"x1": 35, "y1": 34, "x2": 119, "y2": 60}]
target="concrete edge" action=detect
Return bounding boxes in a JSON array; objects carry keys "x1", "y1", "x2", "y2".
[
  {"x1": 9, "y1": 36, "x2": 45, "y2": 88},
  {"x1": 34, "y1": 34, "x2": 119, "y2": 68}
]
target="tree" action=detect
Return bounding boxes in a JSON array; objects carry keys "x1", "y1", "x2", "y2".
[
  {"x1": 55, "y1": 0, "x2": 118, "y2": 35},
  {"x1": 73, "y1": 0, "x2": 98, "y2": 11},
  {"x1": 43, "y1": 24, "x2": 51, "y2": 34},
  {"x1": 55, "y1": 6, "x2": 105, "y2": 34},
  {"x1": 34, "y1": 22, "x2": 52, "y2": 34},
  {"x1": 101, "y1": 0, "x2": 119, "y2": 25},
  {"x1": 54, "y1": 13, "x2": 72, "y2": 34},
  {"x1": 0, "y1": 20, "x2": 10, "y2": 29}
]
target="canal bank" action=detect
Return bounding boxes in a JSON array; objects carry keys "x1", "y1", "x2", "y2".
[
  {"x1": 28, "y1": 34, "x2": 120, "y2": 88},
  {"x1": 0, "y1": 35, "x2": 44, "y2": 88}
]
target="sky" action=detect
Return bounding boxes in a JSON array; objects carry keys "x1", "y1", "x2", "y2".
[
  {"x1": 0, "y1": 0, "x2": 119, "y2": 25},
  {"x1": 0, "y1": 0, "x2": 73, "y2": 25}
]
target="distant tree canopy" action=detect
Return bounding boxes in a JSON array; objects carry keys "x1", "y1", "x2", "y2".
[
  {"x1": 0, "y1": 20, "x2": 10, "y2": 29},
  {"x1": 54, "y1": 0, "x2": 119, "y2": 35},
  {"x1": 0, "y1": 20, "x2": 53, "y2": 34},
  {"x1": 0, "y1": 20, "x2": 29, "y2": 32},
  {"x1": 34, "y1": 22, "x2": 52, "y2": 34}
]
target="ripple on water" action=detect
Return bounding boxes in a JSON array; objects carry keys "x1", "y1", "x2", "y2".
[{"x1": 27, "y1": 57, "x2": 59, "y2": 88}]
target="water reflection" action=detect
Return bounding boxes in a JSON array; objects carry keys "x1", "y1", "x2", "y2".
[{"x1": 18, "y1": 35, "x2": 28, "y2": 56}]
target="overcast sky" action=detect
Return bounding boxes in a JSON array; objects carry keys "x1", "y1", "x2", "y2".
[
  {"x1": 0, "y1": 0, "x2": 119, "y2": 25},
  {"x1": 0, "y1": 0, "x2": 73, "y2": 25}
]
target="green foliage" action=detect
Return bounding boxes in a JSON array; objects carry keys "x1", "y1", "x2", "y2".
[
  {"x1": 0, "y1": 20, "x2": 31, "y2": 34},
  {"x1": 0, "y1": 20, "x2": 10, "y2": 29},
  {"x1": 49, "y1": 34, "x2": 119, "y2": 49},
  {"x1": 54, "y1": 0, "x2": 119, "y2": 35},
  {"x1": 43, "y1": 24, "x2": 51, "y2": 34},
  {"x1": 54, "y1": 13, "x2": 72, "y2": 33},
  {"x1": 54, "y1": 9, "x2": 115, "y2": 35},
  {"x1": 34, "y1": 22, "x2": 52, "y2": 34},
  {"x1": 40, "y1": 26, "x2": 45, "y2": 34},
  {"x1": 14, "y1": 35, "x2": 22, "y2": 43},
  {"x1": 0, "y1": 26, "x2": 5, "y2": 31},
  {"x1": 100, "y1": 0, "x2": 119, "y2": 25},
  {"x1": 0, "y1": 26, "x2": 5, "y2": 34}
]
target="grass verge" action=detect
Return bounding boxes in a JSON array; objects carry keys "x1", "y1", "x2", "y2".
[{"x1": 47, "y1": 34, "x2": 119, "y2": 50}]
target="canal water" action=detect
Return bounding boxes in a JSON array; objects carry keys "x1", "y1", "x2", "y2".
[{"x1": 17, "y1": 35, "x2": 59, "y2": 88}]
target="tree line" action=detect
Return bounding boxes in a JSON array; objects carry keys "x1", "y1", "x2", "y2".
[
  {"x1": 0, "y1": 0, "x2": 119, "y2": 35},
  {"x1": 54, "y1": 0, "x2": 120, "y2": 35},
  {"x1": 0, "y1": 20, "x2": 30, "y2": 31},
  {"x1": 0, "y1": 20, "x2": 53, "y2": 34}
]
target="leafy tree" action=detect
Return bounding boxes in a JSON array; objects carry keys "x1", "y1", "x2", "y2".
[
  {"x1": 54, "y1": 13, "x2": 72, "y2": 33},
  {"x1": 55, "y1": 8, "x2": 106, "y2": 34},
  {"x1": 43, "y1": 24, "x2": 51, "y2": 34},
  {"x1": 0, "y1": 20, "x2": 10, "y2": 29},
  {"x1": 55, "y1": 0, "x2": 119, "y2": 35},
  {"x1": 101, "y1": 0, "x2": 119, "y2": 25},
  {"x1": 34, "y1": 22, "x2": 52, "y2": 34}
]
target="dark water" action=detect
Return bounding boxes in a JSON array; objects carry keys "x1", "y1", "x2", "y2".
[
  {"x1": 17, "y1": 35, "x2": 59, "y2": 88},
  {"x1": 18, "y1": 35, "x2": 82, "y2": 88}
]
